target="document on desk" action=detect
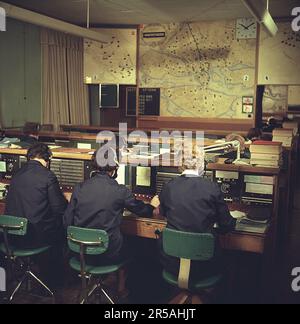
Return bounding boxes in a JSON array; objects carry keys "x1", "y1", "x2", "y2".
[
  {"x1": 230, "y1": 211, "x2": 247, "y2": 220},
  {"x1": 236, "y1": 219, "x2": 268, "y2": 234},
  {"x1": 0, "y1": 161, "x2": 6, "y2": 173},
  {"x1": 136, "y1": 167, "x2": 151, "y2": 187}
]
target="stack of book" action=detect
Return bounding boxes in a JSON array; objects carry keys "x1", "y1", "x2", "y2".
[
  {"x1": 272, "y1": 129, "x2": 294, "y2": 148},
  {"x1": 282, "y1": 121, "x2": 299, "y2": 136},
  {"x1": 250, "y1": 141, "x2": 283, "y2": 168}
]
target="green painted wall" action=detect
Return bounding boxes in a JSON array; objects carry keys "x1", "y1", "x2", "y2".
[{"x1": 0, "y1": 18, "x2": 41, "y2": 128}]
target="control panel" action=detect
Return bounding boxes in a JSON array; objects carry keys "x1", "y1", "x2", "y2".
[
  {"x1": 241, "y1": 174, "x2": 274, "y2": 207},
  {"x1": 0, "y1": 152, "x2": 276, "y2": 221},
  {"x1": 132, "y1": 166, "x2": 157, "y2": 196},
  {"x1": 50, "y1": 159, "x2": 90, "y2": 191},
  {"x1": 214, "y1": 170, "x2": 242, "y2": 202},
  {"x1": 156, "y1": 167, "x2": 181, "y2": 195},
  {"x1": 0, "y1": 154, "x2": 21, "y2": 180}
]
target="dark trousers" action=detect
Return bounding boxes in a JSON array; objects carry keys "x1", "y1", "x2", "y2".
[{"x1": 7, "y1": 228, "x2": 65, "y2": 289}]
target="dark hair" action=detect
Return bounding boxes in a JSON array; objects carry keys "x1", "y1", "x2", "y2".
[
  {"x1": 247, "y1": 128, "x2": 263, "y2": 141},
  {"x1": 23, "y1": 122, "x2": 41, "y2": 136},
  {"x1": 27, "y1": 143, "x2": 52, "y2": 162},
  {"x1": 91, "y1": 147, "x2": 119, "y2": 174},
  {"x1": 268, "y1": 118, "x2": 278, "y2": 126}
]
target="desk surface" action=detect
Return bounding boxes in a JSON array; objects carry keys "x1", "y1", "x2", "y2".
[
  {"x1": 121, "y1": 215, "x2": 267, "y2": 254},
  {"x1": 0, "y1": 198, "x2": 266, "y2": 255},
  {"x1": 0, "y1": 147, "x2": 281, "y2": 175},
  {"x1": 4, "y1": 129, "x2": 226, "y2": 146}
]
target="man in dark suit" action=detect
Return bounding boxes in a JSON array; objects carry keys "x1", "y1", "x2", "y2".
[
  {"x1": 5, "y1": 143, "x2": 67, "y2": 247},
  {"x1": 157, "y1": 149, "x2": 236, "y2": 280},
  {"x1": 64, "y1": 148, "x2": 155, "y2": 262},
  {"x1": 63, "y1": 148, "x2": 155, "y2": 294},
  {"x1": 5, "y1": 143, "x2": 68, "y2": 287},
  {"x1": 20, "y1": 122, "x2": 40, "y2": 148}
]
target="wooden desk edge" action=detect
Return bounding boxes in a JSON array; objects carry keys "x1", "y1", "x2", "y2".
[{"x1": 122, "y1": 215, "x2": 266, "y2": 254}]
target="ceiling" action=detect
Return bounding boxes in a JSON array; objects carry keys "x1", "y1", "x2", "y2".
[{"x1": 1, "y1": 0, "x2": 299, "y2": 25}]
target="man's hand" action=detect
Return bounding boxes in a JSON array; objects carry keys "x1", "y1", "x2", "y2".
[
  {"x1": 150, "y1": 195, "x2": 160, "y2": 208},
  {"x1": 64, "y1": 192, "x2": 72, "y2": 202},
  {"x1": 153, "y1": 207, "x2": 161, "y2": 219}
]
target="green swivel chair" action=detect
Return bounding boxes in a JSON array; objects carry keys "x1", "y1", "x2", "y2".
[
  {"x1": 0, "y1": 215, "x2": 54, "y2": 303},
  {"x1": 67, "y1": 226, "x2": 127, "y2": 304},
  {"x1": 162, "y1": 228, "x2": 222, "y2": 304}
]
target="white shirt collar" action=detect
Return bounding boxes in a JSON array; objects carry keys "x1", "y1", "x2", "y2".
[{"x1": 182, "y1": 169, "x2": 203, "y2": 177}]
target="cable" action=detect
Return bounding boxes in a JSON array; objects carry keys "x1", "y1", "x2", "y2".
[{"x1": 87, "y1": 0, "x2": 90, "y2": 29}]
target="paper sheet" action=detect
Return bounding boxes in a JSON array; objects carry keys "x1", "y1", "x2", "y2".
[
  {"x1": 230, "y1": 211, "x2": 246, "y2": 220},
  {"x1": 0, "y1": 161, "x2": 6, "y2": 173},
  {"x1": 116, "y1": 165, "x2": 126, "y2": 185},
  {"x1": 136, "y1": 167, "x2": 151, "y2": 187}
]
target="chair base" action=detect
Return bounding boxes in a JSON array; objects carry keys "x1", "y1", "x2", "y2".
[
  {"x1": 169, "y1": 287, "x2": 216, "y2": 305},
  {"x1": 9, "y1": 270, "x2": 55, "y2": 304},
  {"x1": 80, "y1": 279, "x2": 115, "y2": 305}
]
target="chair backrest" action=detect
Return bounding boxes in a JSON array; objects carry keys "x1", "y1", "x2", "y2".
[
  {"x1": 0, "y1": 215, "x2": 28, "y2": 236},
  {"x1": 162, "y1": 228, "x2": 216, "y2": 290},
  {"x1": 0, "y1": 215, "x2": 28, "y2": 258},
  {"x1": 67, "y1": 226, "x2": 109, "y2": 256},
  {"x1": 163, "y1": 228, "x2": 215, "y2": 261}
]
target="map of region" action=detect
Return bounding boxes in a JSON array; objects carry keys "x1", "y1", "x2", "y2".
[
  {"x1": 84, "y1": 28, "x2": 137, "y2": 84},
  {"x1": 262, "y1": 85, "x2": 288, "y2": 114},
  {"x1": 139, "y1": 21, "x2": 256, "y2": 119},
  {"x1": 259, "y1": 23, "x2": 300, "y2": 85}
]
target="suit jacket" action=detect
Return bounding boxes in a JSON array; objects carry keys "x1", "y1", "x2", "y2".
[
  {"x1": 159, "y1": 175, "x2": 236, "y2": 234},
  {"x1": 158, "y1": 175, "x2": 236, "y2": 279},
  {"x1": 63, "y1": 173, "x2": 154, "y2": 258},
  {"x1": 5, "y1": 160, "x2": 68, "y2": 246}
]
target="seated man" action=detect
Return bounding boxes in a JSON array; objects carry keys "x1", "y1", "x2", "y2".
[
  {"x1": 64, "y1": 148, "x2": 155, "y2": 263},
  {"x1": 157, "y1": 148, "x2": 236, "y2": 280},
  {"x1": 247, "y1": 128, "x2": 263, "y2": 142},
  {"x1": 63, "y1": 148, "x2": 155, "y2": 292},
  {"x1": 21, "y1": 122, "x2": 41, "y2": 148},
  {"x1": 5, "y1": 143, "x2": 68, "y2": 287},
  {"x1": 5, "y1": 143, "x2": 67, "y2": 247}
]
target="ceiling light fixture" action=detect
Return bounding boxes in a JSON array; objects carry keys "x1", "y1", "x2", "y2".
[
  {"x1": 86, "y1": 0, "x2": 90, "y2": 29},
  {"x1": 242, "y1": 0, "x2": 278, "y2": 37}
]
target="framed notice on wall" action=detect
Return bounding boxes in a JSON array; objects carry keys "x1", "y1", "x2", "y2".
[
  {"x1": 242, "y1": 96, "x2": 254, "y2": 114},
  {"x1": 139, "y1": 88, "x2": 160, "y2": 116},
  {"x1": 126, "y1": 87, "x2": 160, "y2": 116},
  {"x1": 126, "y1": 87, "x2": 137, "y2": 116},
  {"x1": 100, "y1": 84, "x2": 119, "y2": 108}
]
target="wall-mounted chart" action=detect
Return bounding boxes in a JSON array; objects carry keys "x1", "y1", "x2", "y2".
[
  {"x1": 258, "y1": 23, "x2": 300, "y2": 85},
  {"x1": 139, "y1": 21, "x2": 256, "y2": 119},
  {"x1": 262, "y1": 85, "x2": 288, "y2": 115},
  {"x1": 84, "y1": 28, "x2": 137, "y2": 85},
  {"x1": 288, "y1": 85, "x2": 300, "y2": 112}
]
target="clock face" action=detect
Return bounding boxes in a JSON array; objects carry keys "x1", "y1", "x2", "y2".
[{"x1": 236, "y1": 18, "x2": 257, "y2": 39}]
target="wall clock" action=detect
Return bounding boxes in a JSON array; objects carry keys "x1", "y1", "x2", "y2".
[{"x1": 236, "y1": 18, "x2": 257, "y2": 39}]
